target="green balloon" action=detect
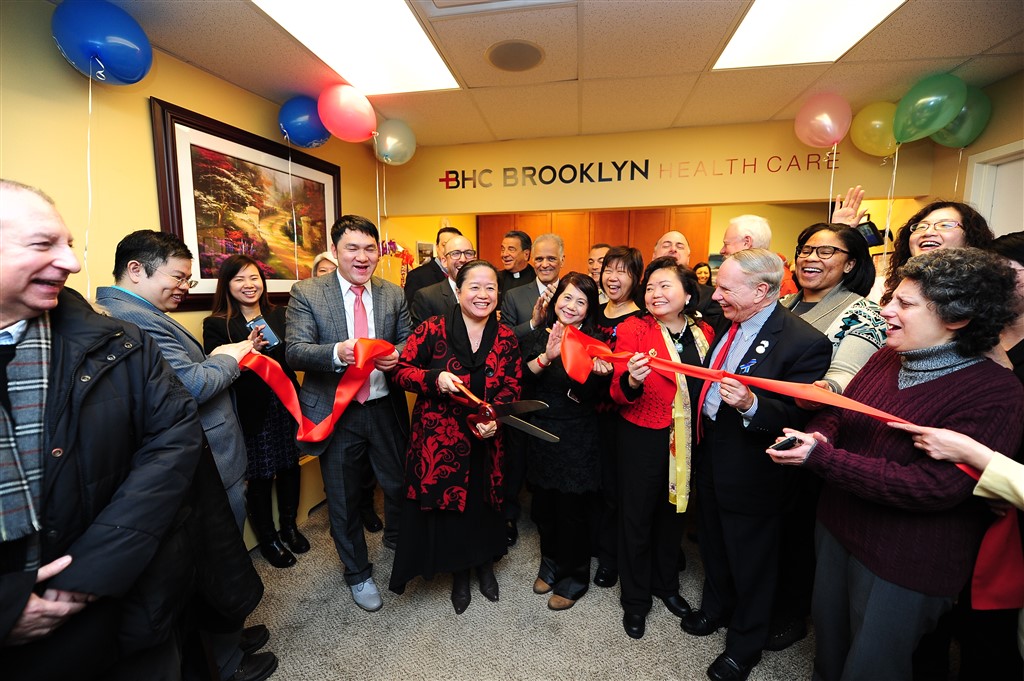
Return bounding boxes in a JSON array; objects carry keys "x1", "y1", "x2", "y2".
[
  {"x1": 893, "y1": 73, "x2": 968, "y2": 143},
  {"x1": 930, "y1": 86, "x2": 993, "y2": 148}
]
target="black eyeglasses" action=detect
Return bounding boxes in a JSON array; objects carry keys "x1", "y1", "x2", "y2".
[
  {"x1": 445, "y1": 249, "x2": 477, "y2": 260},
  {"x1": 796, "y1": 245, "x2": 849, "y2": 260}
]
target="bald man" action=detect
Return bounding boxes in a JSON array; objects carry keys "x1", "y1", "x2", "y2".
[{"x1": 653, "y1": 231, "x2": 723, "y2": 330}]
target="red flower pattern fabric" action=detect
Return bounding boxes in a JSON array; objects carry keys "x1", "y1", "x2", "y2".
[{"x1": 393, "y1": 316, "x2": 522, "y2": 512}]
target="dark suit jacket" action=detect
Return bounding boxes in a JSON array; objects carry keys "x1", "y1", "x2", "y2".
[
  {"x1": 500, "y1": 281, "x2": 541, "y2": 339},
  {"x1": 285, "y1": 274, "x2": 411, "y2": 457},
  {"x1": 410, "y1": 279, "x2": 457, "y2": 328},
  {"x1": 695, "y1": 303, "x2": 831, "y2": 514},
  {"x1": 695, "y1": 283, "x2": 724, "y2": 331},
  {"x1": 498, "y1": 264, "x2": 536, "y2": 298},
  {"x1": 403, "y1": 259, "x2": 447, "y2": 308}
]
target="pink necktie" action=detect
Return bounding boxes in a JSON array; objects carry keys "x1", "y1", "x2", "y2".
[
  {"x1": 352, "y1": 285, "x2": 371, "y2": 403},
  {"x1": 696, "y1": 322, "x2": 739, "y2": 440}
]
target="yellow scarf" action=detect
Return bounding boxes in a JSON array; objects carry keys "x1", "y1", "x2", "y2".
[{"x1": 659, "y1": 317, "x2": 709, "y2": 512}]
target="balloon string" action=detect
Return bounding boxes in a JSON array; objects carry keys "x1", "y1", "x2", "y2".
[
  {"x1": 374, "y1": 152, "x2": 381, "y2": 234},
  {"x1": 84, "y1": 60, "x2": 97, "y2": 300},
  {"x1": 827, "y1": 143, "x2": 837, "y2": 222},
  {"x1": 287, "y1": 144, "x2": 299, "y2": 281},
  {"x1": 882, "y1": 144, "x2": 901, "y2": 273},
  {"x1": 382, "y1": 162, "x2": 388, "y2": 219},
  {"x1": 954, "y1": 147, "x2": 964, "y2": 196}
]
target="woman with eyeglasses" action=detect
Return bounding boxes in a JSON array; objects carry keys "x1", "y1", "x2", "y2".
[
  {"x1": 203, "y1": 254, "x2": 308, "y2": 568},
  {"x1": 767, "y1": 248, "x2": 1024, "y2": 681},
  {"x1": 881, "y1": 201, "x2": 995, "y2": 305},
  {"x1": 767, "y1": 224, "x2": 889, "y2": 651}
]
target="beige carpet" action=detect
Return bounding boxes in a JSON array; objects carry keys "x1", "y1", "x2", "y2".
[{"x1": 249, "y1": 500, "x2": 815, "y2": 680}]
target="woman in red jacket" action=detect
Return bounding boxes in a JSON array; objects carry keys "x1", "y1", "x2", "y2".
[{"x1": 611, "y1": 256, "x2": 714, "y2": 640}]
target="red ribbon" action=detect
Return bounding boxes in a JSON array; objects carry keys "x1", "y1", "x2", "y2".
[
  {"x1": 562, "y1": 325, "x2": 911, "y2": 425},
  {"x1": 239, "y1": 338, "x2": 395, "y2": 443},
  {"x1": 562, "y1": 325, "x2": 1023, "y2": 608}
]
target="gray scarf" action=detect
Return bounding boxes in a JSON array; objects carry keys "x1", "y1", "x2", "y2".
[
  {"x1": 898, "y1": 341, "x2": 982, "y2": 390},
  {"x1": 0, "y1": 313, "x2": 50, "y2": 569}
]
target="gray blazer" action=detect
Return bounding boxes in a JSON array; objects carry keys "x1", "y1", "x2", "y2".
[
  {"x1": 500, "y1": 281, "x2": 541, "y2": 339},
  {"x1": 94, "y1": 286, "x2": 247, "y2": 493},
  {"x1": 286, "y1": 274, "x2": 411, "y2": 456},
  {"x1": 411, "y1": 279, "x2": 457, "y2": 328}
]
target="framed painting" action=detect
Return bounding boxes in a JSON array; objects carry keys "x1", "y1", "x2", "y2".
[{"x1": 151, "y1": 98, "x2": 341, "y2": 310}]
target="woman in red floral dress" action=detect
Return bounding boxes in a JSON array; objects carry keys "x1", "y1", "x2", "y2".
[{"x1": 388, "y1": 260, "x2": 522, "y2": 614}]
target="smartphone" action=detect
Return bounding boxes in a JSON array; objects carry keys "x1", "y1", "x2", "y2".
[
  {"x1": 246, "y1": 315, "x2": 281, "y2": 349},
  {"x1": 769, "y1": 435, "x2": 800, "y2": 451}
]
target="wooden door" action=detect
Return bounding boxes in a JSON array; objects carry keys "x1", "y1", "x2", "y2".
[
  {"x1": 671, "y1": 207, "x2": 712, "y2": 267},
  {"x1": 629, "y1": 208, "x2": 671, "y2": 259},
  {"x1": 552, "y1": 211, "x2": 589, "y2": 275},
  {"x1": 515, "y1": 213, "x2": 552, "y2": 242},
  {"x1": 589, "y1": 210, "x2": 630, "y2": 248},
  {"x1": 476, "y1": 214, "x2": 514, "y2": 268}
]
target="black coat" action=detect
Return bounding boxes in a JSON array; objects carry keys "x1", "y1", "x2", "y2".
[
  {"x1": 1, "y1": 290, "x2": 261, "y2": 674},
  {"x1": 1, "y1": 290, "x2": 197, "y2": 646}
]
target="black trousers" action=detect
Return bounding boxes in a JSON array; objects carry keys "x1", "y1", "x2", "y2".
[
  {"x1": 616, "y1": 418, "x2": 686, "y2": 616},
  {"x1": 532, "y1": 486, "x2": 594, "y2": 600}
]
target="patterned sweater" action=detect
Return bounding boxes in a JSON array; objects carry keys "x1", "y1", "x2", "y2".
[{"x1": 805, "y1": 347, "x2": 1024, "y2": 596}]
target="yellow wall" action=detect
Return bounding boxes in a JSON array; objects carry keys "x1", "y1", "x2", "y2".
[
  {"x1": 5, "y1": 0, "x2": 1020, "y2": 329},
  {"x1": 0, "y1": 0, "x2": 378, "y2": 337},
  {"x1": 382, "y1": 122, "x2": 935, "y2": 216},
  {"x1": 931, "y1": 71, "x2": 1024, "y2": 200}
]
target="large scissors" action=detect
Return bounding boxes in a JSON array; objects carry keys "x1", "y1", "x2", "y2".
[{"x1": 452, "y1": 383, "x2": 560, "y2": 443}]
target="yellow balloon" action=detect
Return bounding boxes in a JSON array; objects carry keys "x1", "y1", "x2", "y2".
[{"x1": 851, "y1": 102, "x2": 898, "y2": 157}]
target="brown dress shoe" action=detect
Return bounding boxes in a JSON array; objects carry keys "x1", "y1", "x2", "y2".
[
  {"x1": 547, "y1": 594, "x2": 576, "y2": 611},
  {"x1": 533, "y1": 577, "x2": 552, "y2": 594}
]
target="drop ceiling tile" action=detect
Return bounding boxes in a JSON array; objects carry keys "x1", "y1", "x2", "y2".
[
  {"x1": 951, "y1": 54, "x2": 1024, "y2": 87},
  {"x1": 676, "y1": 65, "x2": 830, "y2": 127},
  {"x1": 772, "y1": 58, "x2": 966, "y2": 119},
  {"x1": 371, "y1": 90, "x2": 496, "y2": 146},
  {"x1": 471, "y1": 82, "x2": 579, "y2": 139},
  {"x1": 430, "y1": 5, "x2": 578, "y2": 87},
  {"x1": 985, "y1": 30, "x2": 1024, "y2": 55},
  {"x1": 581, "y1": 74, "x2": 700, "y2": 135},
  {"x1": 845, "y1": 1, "x2": 1024, "y2": 62},
  {"x1": 580, "y1": 0, "x2": 745, "y2": 79}
]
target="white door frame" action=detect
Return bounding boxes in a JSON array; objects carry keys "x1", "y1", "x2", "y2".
[{"x1": 964, "y1": 140, "x2": 1024, "y2": 221}]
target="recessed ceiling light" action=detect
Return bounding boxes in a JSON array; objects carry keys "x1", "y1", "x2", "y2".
[
  {"x1": 252, "y1": 0, "x2": 459, "y2": 95},
  {"x1": 714, "y1": 0, "x2": 906, "y2": 70},
  {"x1": 487, "y1": 40, "x2": 544, "y2": 72}
]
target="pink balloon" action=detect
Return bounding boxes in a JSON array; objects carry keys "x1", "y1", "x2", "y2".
[
  {"x1": 317, "y1": 84, "x2": 376, "y2": 143},
  {"x1": 794, "y1": 93, "x2": 853, "y2": 148}
]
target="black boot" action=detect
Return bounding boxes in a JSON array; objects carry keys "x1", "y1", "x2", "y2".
[
  {"x1": 451, "y1": 570, "x2": 471, "y2": 614},
  {"x1": 276, "y1": 467, "x2": 310, "y2": 554},
  {"x1": 476, "y1": 561, "x2": 499, "y2": 602},
  {"x1": 247, "y1": 478, "x2": 295, "y2": 568}
]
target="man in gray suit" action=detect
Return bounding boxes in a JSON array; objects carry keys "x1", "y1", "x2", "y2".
[
  {"x1": 410, "y1": 233, "x2": 476, "y2": 326},
  {"x1": 95, "y1": 230, "x2": 276, "y2": 681},
  {"x1": 286, "y1": 215, "x2": 410, "y2": 612},
  {"x1": 500, "y1": 232, "x2": 564, "y2": 340}
]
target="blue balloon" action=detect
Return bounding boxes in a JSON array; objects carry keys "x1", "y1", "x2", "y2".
[
  {"x1": 51, "y1": 0, "x2": 153, "y2": 86},
  {"x1": 278, "y1": 96, "x2": 331, "y2": 148}
]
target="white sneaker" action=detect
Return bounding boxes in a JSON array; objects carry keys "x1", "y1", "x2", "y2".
[{"x1": 351, "y1": 577, "x2": 383, "y2": 612}]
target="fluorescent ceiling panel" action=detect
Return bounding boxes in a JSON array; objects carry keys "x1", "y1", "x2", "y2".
[
  {"x1": 253, "y1": 0, "x2": 459, "y2": 95},
  {"x1": 715, "y1": 0, "x2": 906, "y2": 69}
]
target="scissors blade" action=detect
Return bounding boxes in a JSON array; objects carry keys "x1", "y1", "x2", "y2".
[
  {"x1": 490, "y1": 400, "x2": 549, "y2": 418},
  {"x1": 498, "y1": 415, "x2": 560, "y2": 443}
]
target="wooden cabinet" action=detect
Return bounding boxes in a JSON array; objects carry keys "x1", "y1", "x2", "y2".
[{"x1": 476, "y1": 206, "x2": 711, "y2": 274}]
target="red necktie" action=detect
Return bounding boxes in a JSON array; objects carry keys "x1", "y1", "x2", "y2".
[
  {"x1": 696, "y1": 322, "x2": 739, "y2": 439},
  {"x1": 351, "y1": 285, "x2": 371, "y2": 403}
]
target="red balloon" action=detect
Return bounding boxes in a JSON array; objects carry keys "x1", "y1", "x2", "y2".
[{"x1": 317, "y1": 84, "x2": 376, "y2": 143}]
